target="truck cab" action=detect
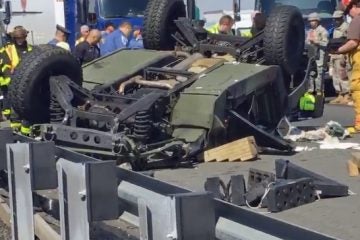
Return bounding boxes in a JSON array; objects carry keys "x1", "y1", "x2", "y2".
[
  {"x1": 85, "y1": 0, "x2": 147, "y2": 30},
  {"x1": 72, "y1": 0, "x2": 200, "y2": 47}
]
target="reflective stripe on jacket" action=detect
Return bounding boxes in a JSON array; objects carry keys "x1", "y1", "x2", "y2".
[{"x1": 0, "y1": 43, "x2": 32, "y2": 86}]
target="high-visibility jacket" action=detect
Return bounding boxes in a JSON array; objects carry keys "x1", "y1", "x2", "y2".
[
  {"x1": 207, "y1": 23, "x2": 253, "y2": 38},
  {"x1": 207, "y1": 23, "x2": 234, "y2": 35},
  {"x1": 75, "y1": 36, "x2": 85, "y2": 46},
  {"x1": 0, "y1": 43, "x2": 32, "y2": 86},
  {"x1": 239, "y1": 29, "x2": 252, "y2": 38}
]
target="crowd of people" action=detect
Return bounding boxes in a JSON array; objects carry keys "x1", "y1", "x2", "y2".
[
  {"x1": 306, "y1": 11, "x2": 350, "y2": 105},
  {"x1": 47, "y1": 21, "x2": 144, "y2": 65}
]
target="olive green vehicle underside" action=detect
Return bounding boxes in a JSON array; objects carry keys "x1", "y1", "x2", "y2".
[{"x1": 79, "y1": 49, "x2": 292, "y2": 151}]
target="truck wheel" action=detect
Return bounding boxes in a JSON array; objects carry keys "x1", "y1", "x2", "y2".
[
  {"x1": 264, "y1": 5, "x2": 305, "y2": 75},
  {"x1": 9, "y1": 44, "x2": 82, "y2": 123},
  {"x1": 143, "y1": 0, "x2": 186, "y2": 50}
]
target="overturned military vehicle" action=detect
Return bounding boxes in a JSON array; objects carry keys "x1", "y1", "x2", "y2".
[{"x1": 8, "y1": 0, "x2": 316, "y2": 169}]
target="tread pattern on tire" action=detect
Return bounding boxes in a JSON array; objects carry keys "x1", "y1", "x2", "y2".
[
  {"x1": 9, "y1": 44, "x2": 82, "y2": 123},
  {"x1": 143, "y1": 0, "x2": 186, "y2": 50},
  {"x1": 264, "y1": 5, "x2": 305, "y2": 75}
]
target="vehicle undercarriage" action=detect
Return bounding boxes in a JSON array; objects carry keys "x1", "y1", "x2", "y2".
[{"x1": 8, "y1": 0, "x2": 320, "y2": 170}]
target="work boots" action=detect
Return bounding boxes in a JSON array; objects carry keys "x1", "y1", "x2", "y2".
[
  {"x1": 340, "y1": 93, "x2": 352, "y2": 105},
  {"x1": 329, "y1": 94, "x2": 343, "y2": 104},
  {"x1": 329, "y1": 93, "x2": 352, "y2": 105},
  {"x1": 348, "y1": 115, "x2": 360, "y2": 134}
]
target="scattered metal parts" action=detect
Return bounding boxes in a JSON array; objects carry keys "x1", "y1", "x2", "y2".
[
  {"x1": 248, "y1": 168, "x2": 276, "y2": 189},
  {"x1": 266, "y1": 178, "x2": 316, "y2": 212},
  {"x1": 204, "y1": 177, "x2": 230, "y2": 201},
  {"x1": 230, "y1": 175, "x2": 247, "y2": 206},
  {"x1": 276, "y1": 159, "x2": 349, "y2": 197},
  {"x1": 206, "y1": 160, "x2": 348, "y2": 213}
]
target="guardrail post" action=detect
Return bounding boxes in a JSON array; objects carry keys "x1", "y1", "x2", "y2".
[
  {"x1": 57, "y1": 159, "x2": 118, "y2": 240},
  {"x1": 7, "y1": 142, "x2": 56, "y2": 240},
  {"x1": 0, "y1": 128, "x2": 13, "y2": 170},
  {"x1": 119, "y1": 179, "x2": 215, "y2": 240}
]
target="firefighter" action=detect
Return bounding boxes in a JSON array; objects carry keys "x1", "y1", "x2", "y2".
[
  {"x1": 0, "y1": 26, "x2": 32, "y2": 129},
  {"x1": 335, "y1": 0, "x2": 360, "y2": 133},
  {"x1": 329, "y1": 10, "x2": 350, "y2": 104}
]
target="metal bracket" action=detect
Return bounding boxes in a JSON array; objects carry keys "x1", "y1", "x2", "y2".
[
  {"x1": 266, "y1": 178, "x2": 316, "y2": 212},
  {"x1": 85, "y1": 161, "x2": 119, "y2": 221},
  {"x1": 57, "y1": 158, "x2": 118, "y2": 240},
  {"x1": 275, "y1": 159, "x2": 348, "y2": 197},
  {"x1": 137, "y1": 192, "x2": 216, "y2": 240},
  {"x1": 230, "y1": 175, "x2": 246, "y2": 206},
  {"x1": 205, "y1": 176, "x2": 247, "y2": 206},
  {"x1": 29, "y1": 142, "x2": 57, "y2": 190},
  {"x1": 204, "y1": 177, "x2": 228, "y2": 201},
  {"x1": 248, "y1": 168, "x2": 276, "y2": 189}
]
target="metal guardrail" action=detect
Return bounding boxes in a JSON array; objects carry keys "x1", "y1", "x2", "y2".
[{"x1": 0, "y1": 128, "x2": 337, "y2": 240}]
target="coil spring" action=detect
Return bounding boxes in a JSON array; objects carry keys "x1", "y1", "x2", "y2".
[
  {"x1": 133, "y1": 111, "x2": 152, "y2": 141},
  {"x1": 49, "y1": 94, "x2": 65, "y2": 123}
]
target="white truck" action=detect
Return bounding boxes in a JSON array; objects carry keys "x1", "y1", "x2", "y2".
[{"x1": 1, "y1": 0, "x2": 65, "y2": 44}]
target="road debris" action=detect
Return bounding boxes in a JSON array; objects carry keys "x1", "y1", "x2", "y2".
[
  {"x1": 205, "y1": 159, "x2": 349, "y2": 213},
  {"x1": 285, "y1": 121, "x2": 350, "y2": 142},
  {"x1": 204, "y1": 137, "x2": 258, "y2": 162}
]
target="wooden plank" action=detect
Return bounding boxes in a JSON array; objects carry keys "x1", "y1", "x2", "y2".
[
  {"x1": 34, "y1": 214, "x2": 61, "y2": 240},
  {"x1": 204, "y1": 137, "x2": 258, "y2": 162},
  {"x1": 347, "y1": 160, "x2": 359, "y2": 177},
  {"x1": 0, "y1": 196, "x2": 10, "y2": 226},
  {"x1": 0, "y1": 193, "x2": 60, "y2": 240},
  {"x1": 351, "y1": 152, "x2": 360, "y2": 167},
  {"x1": 205, "y1": 137, "x2": 255, "y2": 157}
]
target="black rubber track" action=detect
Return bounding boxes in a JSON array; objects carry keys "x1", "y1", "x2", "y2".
[
  {"x1": 8, "y1": 44, "x2": 82, "y2": 123},
  {"x1": 143, "y1": 0, "x2": 186, "y2": 50},
  {"x1": 264, "y1": 5, "x2": 305, "y2": 75}
]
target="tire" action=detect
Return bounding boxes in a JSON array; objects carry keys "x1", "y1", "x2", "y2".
[
  {"x1": 8, "y1": 44, "x2": 82, "y2": 123},
  {"x1": 143, "y1": 0, "x2": 186, "y2": 50},
  {"x1": 264, "y1": 5, "x2": 305, "y2": 75}
]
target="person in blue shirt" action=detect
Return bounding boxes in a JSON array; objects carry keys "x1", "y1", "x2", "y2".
[
  {"x1": 101, "y1": 22, "x2": 115, "y2": 39},
  {"x1": 128, "y1": 28, "x2": 144, "y2": 49},
  {"x1": 100, "y1": 22, "x2": 133, "y2": 56}
]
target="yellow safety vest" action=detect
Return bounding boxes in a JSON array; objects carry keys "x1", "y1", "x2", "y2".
[
  {"x1": 0, "y1": 44, "x2": 32, "y2": 86},
  {"x1": 207, "y1": 23, "x2": 233, "y2": 35},
  {"x1": 239, "y1": 29, "x2": 252, "y2": 38}
]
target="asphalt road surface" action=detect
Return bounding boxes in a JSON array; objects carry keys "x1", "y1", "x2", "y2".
[{"x1": 155, "y1": 104, "x2": 360, "y2": 240}]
